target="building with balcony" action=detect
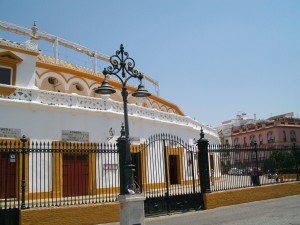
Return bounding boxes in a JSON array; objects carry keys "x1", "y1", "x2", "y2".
[{"x1": 231, "y1": 112, "x2": 300, "y2": 147}]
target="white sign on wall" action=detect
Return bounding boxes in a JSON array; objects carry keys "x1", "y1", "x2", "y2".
[
  {"x1": 62, "y1": 130, "x2": 89, "y2": 142},
  {"x1": 0, "y1": 128, "x2": 21, "y2": 139}
]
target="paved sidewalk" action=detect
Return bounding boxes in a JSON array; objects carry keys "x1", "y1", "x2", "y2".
[{"x1": 101, "y1": 195, "x2": 300, "y2": 225}]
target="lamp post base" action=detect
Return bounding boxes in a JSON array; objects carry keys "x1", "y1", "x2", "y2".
[{"x1": 118, "y1": 194, "x2": 146, "y2": 225}]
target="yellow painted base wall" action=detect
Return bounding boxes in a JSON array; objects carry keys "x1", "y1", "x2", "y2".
[
  {"x1": 203, "y1": 181, "x2": 300, "y2": 209},
  {"x1": 19, "y1": 182, "x2": 300, "y2": 224},
  {"x1": 20, "y1": 203, "x2": 120, "y2": 225}
]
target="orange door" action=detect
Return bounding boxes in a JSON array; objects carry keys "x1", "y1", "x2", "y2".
[
  {"x1": 63, "y1": 153, "x2": 88, "y2": 197},
  {"x1": 0, "y1": 153, "x2": 16, "y2": 198}
]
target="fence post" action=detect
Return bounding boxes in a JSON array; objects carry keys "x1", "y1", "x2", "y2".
[
  {"x1": 293, "y1": 143, "x2": 299, "y2": 181},
  {"x1": 20, "y1": 135, "x2": 27, "y2": 209},
  {"x1": 116, "y1": 125, "x2": 135, "y2": 195},
  {"x1": 197, "y1": 128, "x2": 211, "y2": 193},
  {"x1": 253, "y1": 142, "x2": 261, "y2": 186}
]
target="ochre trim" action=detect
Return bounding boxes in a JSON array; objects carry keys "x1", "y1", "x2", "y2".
[
  {"x1": 0, "y1": 51, "x2": 23, "y2": 62},
  {"x1": 0, "y1": 44, "x2": 39, "y2": 56},
  {"x1": 203, "y1": 182, "x2": 300, "y2": 209},
  {"x1": 149, "y1": 95, "x2": 185, "y2": 116},
  {"x1": 52, "y1": 141, "x2": 97, "y2": 198},
  {"x1": 36, "y1": 61, "x2": 184, "y2": 115},
  {"x1": 19, "y1": 203, "x2": 120, "y2": 225},
  {"x1": 0, "y1": 85, "x2": 16, "y2": 96},
  {"x1": 36, "y1": 61, "x2": 105, "y2": 83}
]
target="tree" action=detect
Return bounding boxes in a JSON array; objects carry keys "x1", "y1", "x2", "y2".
[{"x1": 268, "y1": 150, "x2": 295, "y2": 171}]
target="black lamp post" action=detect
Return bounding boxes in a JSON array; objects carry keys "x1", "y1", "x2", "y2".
[{"x1": 95, "y1": 44, "x2": 151, "y2": 195}]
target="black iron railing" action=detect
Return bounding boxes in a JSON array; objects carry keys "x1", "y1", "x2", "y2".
[
  {"x1": 0, "y1": 139, "x2": 120, "y2": 210},
  {"x1": 1, "y1": 136, "x2": 299, "y2": 211},
  {"x1": 208, "y1": 143, "x2": 300, "y2": 192}
]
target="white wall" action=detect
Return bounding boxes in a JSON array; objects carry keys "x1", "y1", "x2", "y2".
[{"x1": 0, "y1": 100, "x2": 218, "y2": 144}]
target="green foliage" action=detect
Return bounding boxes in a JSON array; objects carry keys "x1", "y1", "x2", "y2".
[{"x1": 269, "y1": 150, "x2": 295, "y2": 170}]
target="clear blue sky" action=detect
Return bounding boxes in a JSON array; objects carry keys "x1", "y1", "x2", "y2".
[{"x1": 1, "y1": 0, "x2": 299, "y2": 127}]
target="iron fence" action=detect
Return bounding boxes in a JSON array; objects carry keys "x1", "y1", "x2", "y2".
[
  {"x1": 0, "y1": 139, "x2": 120, "y2": 210},
  {"x1": 1, "y1": 136, "x2": 299, "y2": 211},
  {"x1": 208, "y1": 143, "x2": 300, "y2": 192}
]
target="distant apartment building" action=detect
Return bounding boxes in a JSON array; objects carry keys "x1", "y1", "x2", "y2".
[
  {"x1": 231, "y1": 112, "x2": 299, "y2": 146},
  {"x1": 217, "y1": 112, "x2": 299, "y2": 146},
  {"x1": 217, "y1": 112, "x2": 299, "y2": 171},
  {"x1": 216, "y1": 113, "x2": 254, "y2": 145}
]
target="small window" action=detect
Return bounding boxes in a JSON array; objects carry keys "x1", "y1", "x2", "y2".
[
  {"x1": 290, "y1": 130, "x2": 297, "y2": 142},
  {"x1": 259, "y1": 134, "x2": 263, "y2": 145},
  {"x1": 250, "y1": 135, "x2": 256, "y2": 146},
  {"x1": 233, "y1": 138, "x2": 240, "y2": 147},
  {"x1": 267, "y1": 131, "x2": 275, "y2": 143},
  {"x1": 0, "y1": 67, "x2": 12, "y2": 85},
  {"x1": 283, "y1": 131, "x2": 287, "y2": 142}
]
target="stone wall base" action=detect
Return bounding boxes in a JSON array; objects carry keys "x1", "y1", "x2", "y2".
[
  {"x1": 203, "y1": 181, "x2": 300, "y2": 209},
  {"x1": 20, "y1": 203, "x2": 120, "y2": 225}
]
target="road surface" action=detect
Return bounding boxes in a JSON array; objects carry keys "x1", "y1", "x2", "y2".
[{"x1": 102, "y1": 194, "x2": 300, "y2": 225}]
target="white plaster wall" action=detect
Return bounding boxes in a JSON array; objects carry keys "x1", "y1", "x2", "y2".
[
  {"x1": 96, "y1": 152, "x2": 119, "y2": 188},
  {"x1": 0, "y1": 100, "x2": 216, "y2": 144},
  {"x1": 29, "y1": 153, "x2": 52, "y2": 192}
]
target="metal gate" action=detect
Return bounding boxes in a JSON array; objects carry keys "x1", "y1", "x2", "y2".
[{"x1": 134, "y1": 134, "x2": 203, "y2": 216}]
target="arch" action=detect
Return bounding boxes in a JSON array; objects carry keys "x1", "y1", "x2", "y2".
[
  {"x1": 160, "y1": 105, "x2": 168, "y2": 112},
  {"x1": 66, "y1": 77, "x2": 89, "y2": 96},
  {"x1": 142, "y1": 98, "x2": 152, "y2": 109},
  {"x1": 151, "y1": 101, "x2": 160, "y2": 111},
  {"x1": 37, "y1": 71, "x2": 67, "y2": 92},
  {"x1": 167, "y1": 108, "x2": 176, "y2": 114}
]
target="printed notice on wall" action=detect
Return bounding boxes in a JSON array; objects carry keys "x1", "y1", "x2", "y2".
[
  {"x1": 62, "y1": 130, "x2": 89, "y2": 142},
  {"x1": 0, "y1": 128, "x2": 21, "y2": 139}
]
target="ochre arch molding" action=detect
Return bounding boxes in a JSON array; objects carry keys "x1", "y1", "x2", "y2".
[
  {"x1": 36, "y1": 71, "x2": 67, "y2": 92},
  {"x1": 167, "y1": 108, "x2": 176, "y2": 114},
  {"x1": 37, "y1": 60, "x2": 184, "y2": 115},
  {"x1": 149, "y1": 95, "x2": 184, "y2": 116},
  {"x1": 160, "y1": 105, "x2": 168, "y2": 112},
  {"x1": 66, "y1": 77, "x2": 89, "y2": 96},
  {"x1": 66, "y1": 77, "x2": 90, "y2": 90},
  {"x1": 36, "y1": 70, "x2": 68, "y2": 88},
  {"x1": 151, "y1": 101, "x2": 160, "y2": 111}
]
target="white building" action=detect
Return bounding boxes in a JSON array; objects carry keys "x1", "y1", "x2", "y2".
[
  {"x1": 216, "y1": 113, "x2": 253, "y2": 145},
  {"x1": 0, "y1": 20, "x2": 219, "y2": 145},
  {"x1": 0, "y1": 21, "x2": 220, "y2": 201}
]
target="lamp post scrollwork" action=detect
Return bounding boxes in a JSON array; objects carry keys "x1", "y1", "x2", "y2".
[{"x1": 95, "y1": 44, "x2": 150, "y2": 195}]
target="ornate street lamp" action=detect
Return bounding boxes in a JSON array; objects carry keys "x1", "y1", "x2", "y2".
[{"x1": 95, "y1": 44, "x2": 151, "y2": 195}]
